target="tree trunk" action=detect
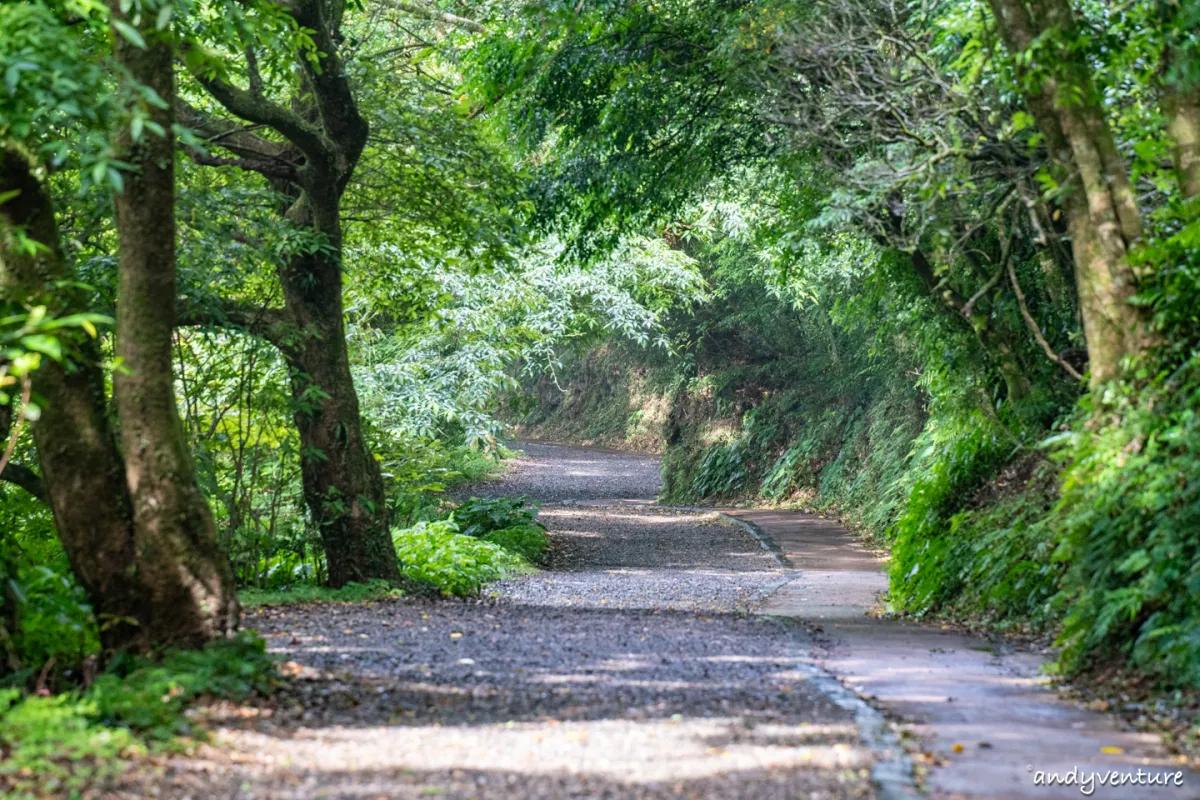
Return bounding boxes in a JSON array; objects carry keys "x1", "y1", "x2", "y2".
[
  {"x1": 1164, "y1": 89, "x2": 1200, "y2": 202},
  {"x1": 987, "y1": 0, "x2": 1151, "y2": 385},
  {"x1": 1, "y1": 144, "x2": 147, "y2": 653},
  {"x1": 180, "y1": 0, "x2": 398, "y2": 587},
  {"x1": 1158, "y1": 0, "x2": 1200, "y2": 204},
  {"x1": 280, "y1": 244, "x2": 398, "y2": 587},
  {"x1": 109, "y1": 7, "x2": 238, "y2": 645}
]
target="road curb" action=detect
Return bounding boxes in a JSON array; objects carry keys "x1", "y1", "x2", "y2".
[{"x1": 772, "y1": 617, "x2": 921, "y2": 800}]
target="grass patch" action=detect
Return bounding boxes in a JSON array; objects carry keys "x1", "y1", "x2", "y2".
[{"x1": 239, "y1": 579, "x2": 404, "y2": 608}]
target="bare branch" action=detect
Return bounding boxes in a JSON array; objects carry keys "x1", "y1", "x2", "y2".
[
  {"x1": 184, "y1": 148, "x2": 301, "y2": 182},
  {"x1": 1007, "y1": 254, "x2": 1085, "y2": 382},
  {"x1": 378, "y1": 0, "x2": 487, "y2": 33}
]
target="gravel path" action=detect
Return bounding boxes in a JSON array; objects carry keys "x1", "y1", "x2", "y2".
[
  {"x1": 464, "y1": 441, "x2": 664, "y2": 503},
  {"x1": 132, "y1": 443, "x2": 876, "y2": 799}
]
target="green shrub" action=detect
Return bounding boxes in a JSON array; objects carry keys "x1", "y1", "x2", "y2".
[
  {"x1": 918, "y1": 477, "x2": 1065, "y2": 631},
  {"x1": 90, "y1": 634, "x2": 276, "y2": 739},
  {"x1": 888, "y1": 412, "x2": 1013, "y2": 614},
  {"x1": 452, "y1": 495, "x2": 542, "y2": 538},
  {"x1": 690, "y1": 440, "x2": 752, "y2": 499},
  {"x1": 1052, "y1": 360, "x2": 1200, "y2": 687},
  {"x1": 0, "y1": 633, "x2": 276, "y2": 798},
  {"x1": 482, "y1": 524, "x2": 550, "y2": 563},
  {"x1": 0, "y1": 688, "x2": 138, "y2": 799},
  {"x1": 393, "y1": 520, "x2": 528, "y2": 597}
]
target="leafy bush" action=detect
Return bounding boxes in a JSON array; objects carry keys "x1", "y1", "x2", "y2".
[
  {"x1": 89, "y1": 634, "x2": 276, "y2": 739},
  {"x1": 451, "y1": 495, "x2": 542, "y2": 538},
  {"x1": 888, "y1": 412, "x2": 1013, "y2": 613},
  {"x1": 393, "y1": 520, "x2": 528, "y2": 597},
  {"x1": 482, "y1": 524, "x2": 550, "y2": 563},
  {"x1": 939, "y1": 489, "x2": 1066, "y2": 631},
  {"x1": 0, "y1": 492, "x2": 98, "y2": 681},
  {"x1": 0, "y1": 633, "x2": 276, "y2": 798},
  {"x1": 1052, "y1": 361, "x2": 1200, "y2": 687}
]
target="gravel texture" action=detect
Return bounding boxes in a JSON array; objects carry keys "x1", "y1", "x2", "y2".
[
  {"x1": 125, "y1": 443, "x2": 875, "y2": 799},
  {"x1": 462, "y1": 441, "x2": 664, "y2": 503},
  {"x1": 495, "y1": 507, "x2": 787, "y2": 613}
]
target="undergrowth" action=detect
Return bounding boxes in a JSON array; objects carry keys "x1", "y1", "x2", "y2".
[
  {"x1": 0, "y1": 633, "x2": 276, "y2": 799},
  {"x1": 1052, "y1": 358, "x2": 1200, "y2": 687},
  {"x1": 239, "y1": 579, "x2": 405, "y2": 608},
  {"x1": 393, "y1": 520, "x2": 530, "y2": 597},
  {"x1": 393, "y1": 495, "x2": 548, "y2": 597}
]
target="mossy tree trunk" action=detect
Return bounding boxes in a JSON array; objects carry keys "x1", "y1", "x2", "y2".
[
  {"x1": 2, "y1": 127, "x2": 236, "y2": 651},
  {"x1": 279, "y1": 236, "x2": 396, "y2": 586},
  {"x1": 987, "y1": 0, "x2": 1151, "y2": 385},
  {"x1": 1, "y1": 144, "x2": 146, "y2": 653},
  {"x1": 108, "y1": 3, "x2": 239, "y2": 645},
  {"x1": 1159, "y1": 1, "x2": 1200, "y2": 205},
  {"x1": 182, "y1": 0, "x2": 399, "y2": 585}
]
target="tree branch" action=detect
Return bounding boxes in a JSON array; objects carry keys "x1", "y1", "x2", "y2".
[
  {"x1": 379, "y1": 0, "x2": 488, "y2": 33},
  {"x1": 289, "y1": 0, "x2": 369, "y2": 179},
  {"x1": 0, "y1": 462, "x2": 47, "y2": 502},
  {"x1": 183, "y1": 148, "x2": 301, "y2": 181},
  {"x1": 177, "y1": 100, "x2": 292, "y2": 161},
  {"x1": 1007, "y1": 255, "x2": 1085, "y2": 382},
  {"x1": 181, "y1": 46, "x2": 330, "y2": 163},
  {"x1": 176, "y1": 297, "x2": 298, "y2": 356}
]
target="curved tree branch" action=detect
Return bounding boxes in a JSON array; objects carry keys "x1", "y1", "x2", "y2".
[
  {"x1": 175, "y1": 297, "x2": 299, "y2": 357},
  {"x1": 0, "y1": 462, "x2": 47, "y2": 502},
  {"x1": 181, "y1": 45, "x2": 330, "y2": 163},
  {"x1": 379, "y1": 0, "x2": 487, "y2": 33},
  {"x1": 1007, "y1": 255, "x2": 1085, "y2": 382}
]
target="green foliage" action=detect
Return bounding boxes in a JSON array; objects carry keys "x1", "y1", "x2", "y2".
[
  {"x1": 482, "y1": 525, "x2": 550, "y2": 565},
  {"x1": 0, "y1": 688, "x2": 137, "y2": 800},
  {"x1": 1053, "y1": 360, "x2": 1200, "y2": 686},
  {"x1": 938, "y1": 483, "x2": 1066, "y2": 631},
  {"x1": 0, "y1": 633, "x2": 275, "y2": 798},
  {"x1": 89, "y1": 634, "x2": 275, "y2": 739},
  {"x1": 0, "y1": 488, "x2": 96, "y2": 680},
  {"x1": 239, "y1": 580, "x2": 404, "y2": 608},
  {"x1": 451, "y1": 495, "x2": 542, "y2": 538},
  {"x1": 393, "y1": 519, "x2": 529, "y2": 597},
  {"x1": 508, "y1": 341, "x2": 678, "y2": 452},
  {"x1": 888, "y1": 414, "x2": 1015, "y2": 613},
  {"x1": 0, "y1": 1, "x2": 120, "y2": 182}
]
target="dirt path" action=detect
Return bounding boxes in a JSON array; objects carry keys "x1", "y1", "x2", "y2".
[
  {"x1": 138, "y1": 441, "x2": 1193, "y2": 799},
  {"x1": 488, "y1": 443, "x2": 1196, "y2": 799},
  {"x1": 136, "y1": 443, "x2": 887, "y2": 799}
]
